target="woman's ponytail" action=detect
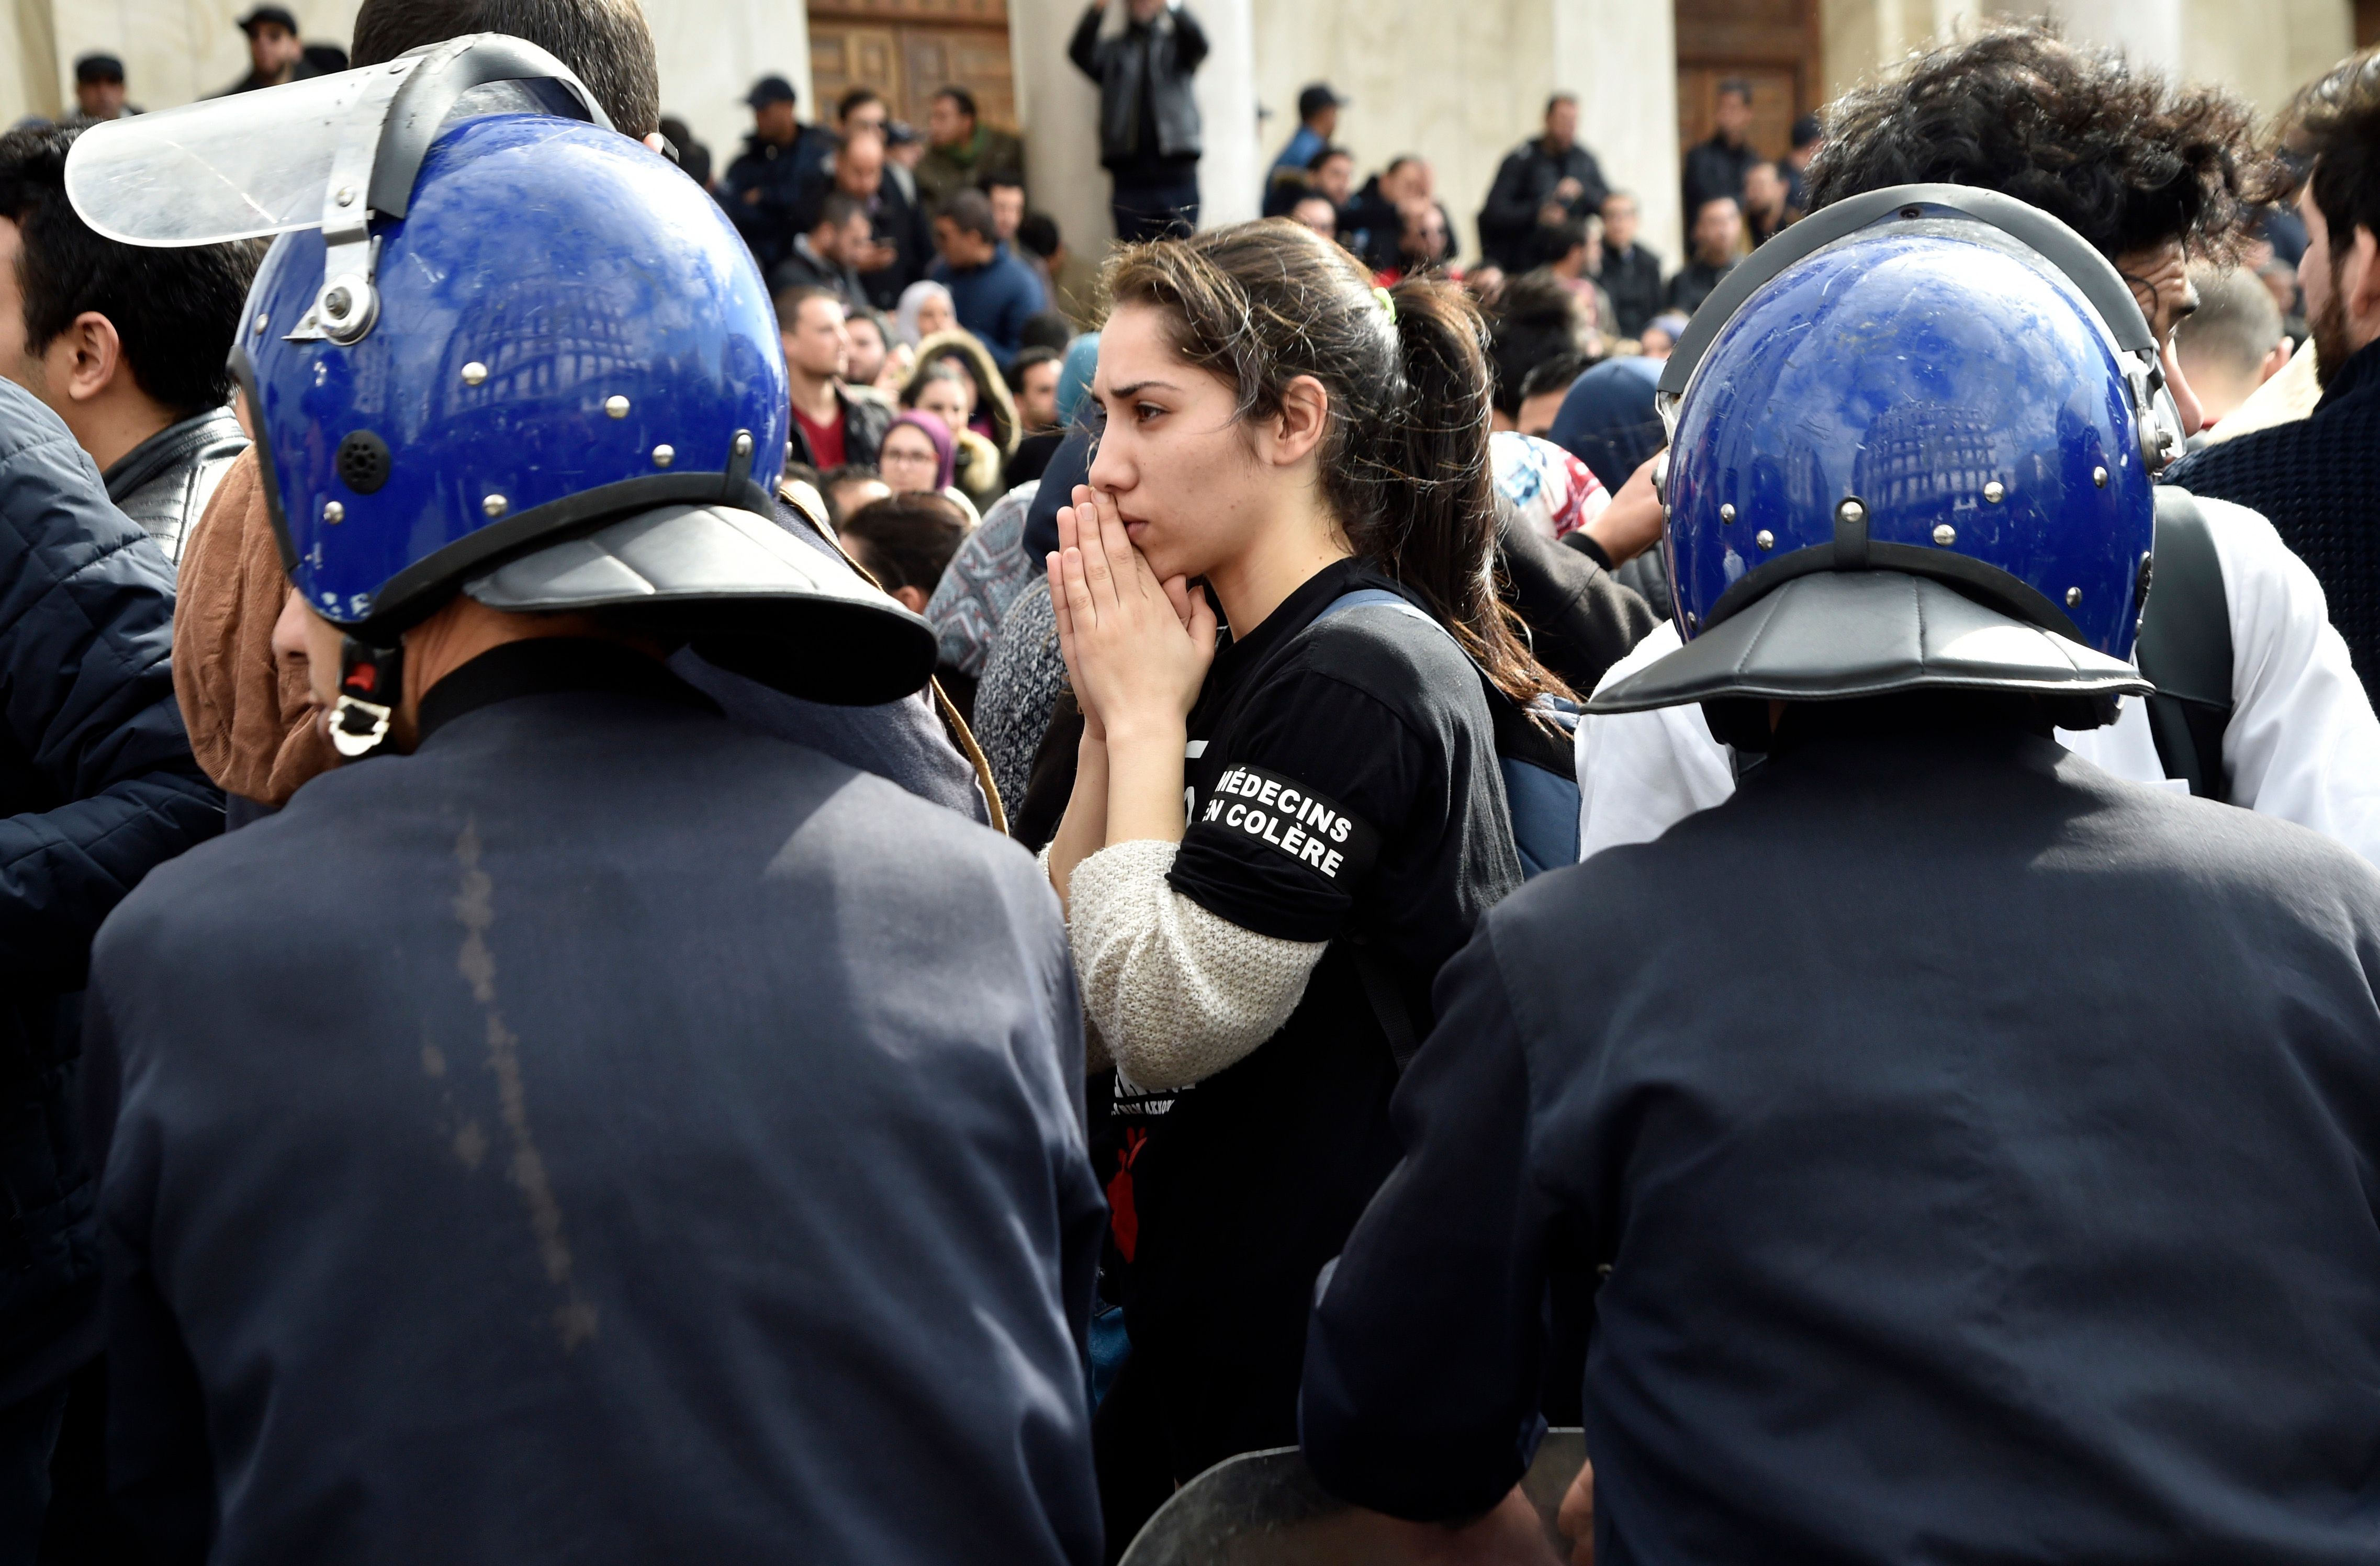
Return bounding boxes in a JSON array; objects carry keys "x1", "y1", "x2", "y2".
[
  {"x1": 1375, "y1": 278, "x2": 1565, "y2": 705},
  {"x1": 1106, "y1": 222, "x2": 1569, "y2": 705}
]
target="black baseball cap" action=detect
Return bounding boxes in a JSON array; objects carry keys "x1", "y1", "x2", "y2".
[
  {"x1": 745, "y1": 76, "x2": 798, "y2": 109},
  {"x1": 1297, "y1": 84, "x2": 1344, "y2": 120},
  {"x1": 75, "y1": 53, "x2": 125, "y2": 84},
  {"x1": 238, "y1": 6, "x2": 300, "y2": 36}
]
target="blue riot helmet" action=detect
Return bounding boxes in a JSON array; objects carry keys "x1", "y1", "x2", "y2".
[
  {"x1": 1590, "y1": 185, "x2": 2165, "y2": 745},
  {"x1": 67, "y1": 37, "x2": 935, "y2": 756}
]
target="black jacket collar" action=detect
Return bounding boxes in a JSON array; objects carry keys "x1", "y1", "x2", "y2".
[
  {"x1": 416, "y1": 639, "x2": 717, "y2": 747},
  {"x1": 2316, "y1": 335, "x2": 2380, "y2": 412}
]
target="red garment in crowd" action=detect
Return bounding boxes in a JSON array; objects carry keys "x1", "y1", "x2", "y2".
[{"x1": 791, "y1": 401, "x2": 847, "y2": 469}]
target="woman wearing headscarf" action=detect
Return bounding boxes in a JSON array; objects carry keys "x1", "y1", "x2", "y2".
[
  {"x1": 894, "y1": 279, "x2": 957, "y2": 348},
  {"x1": 876, "y1": 409, "x2": 982, "y2": 525}
]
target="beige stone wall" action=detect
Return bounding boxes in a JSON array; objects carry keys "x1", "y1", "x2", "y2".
[
  {"x1": 52, "y1": 0, "x2": 360, "y2": 110},
  {"x1": 1250, "y1": 0, "x2": 1552, "y2": 262},
  {"x1": 36, "y1": 0, "x2": 812, "y2": 171},
  {"x1": 1820, "y1": 0, "x2": 2353, "y2": 121}
]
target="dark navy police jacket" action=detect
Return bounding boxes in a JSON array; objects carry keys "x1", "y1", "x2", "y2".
[
  {"x1": 85, "y1": 641, "x2": 1104, "y2": 1564},
  {"x1": 0, "y1": 382, "x2": 219, "y2": 1404},
  {"x1": 1302, "y1": 713, "x2": 2380, "y2": 1563}
]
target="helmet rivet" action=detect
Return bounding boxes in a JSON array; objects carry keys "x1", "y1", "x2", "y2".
[
  {"x1": 1719, "y1": 503, "x2": 1736, "y2": 523},
  {"x1": 1933, "y1": 523, "x2": 1956, "y2": 546},
  {"x1": 652, "y1": 444, "x2": 676, "y2": 469},
  {"x1": 482, "y1": 494, "x2": 508, "y2": 518},
  {"x1": 1837, "y1": 499, "x2": 1866, "y2": 524},
  {"x1": 2093, "y1": 465, "x2": 2109, "y2": 488},
  {"x1": 604, "y1": 395, "x2": 630, "y2": 419},
  {"x1": 1755, "y1": 529, "x2": 1775, "y2": 551},
  {"x1": 252, "y1": 312, "x2": 268, "y2": 336},
  {"x1": 1983, "y1": 480, "x2": 2006, "y2": 503},
  {"x1": 335, "y1": 186, "x2": 356, "y2": 207},
  {"x1": 733, "y1": 432, "x2": 754, "y2": 457},
  {"x1": 323, "y1": 285, "x2": 352, "y2": 318},
  {"x1": 322, "y1": 500, "x2": 344, "y2": 525},
  {"x1": 2066, "y1": 586, "x2": 2083, "y2": 608},
  {"x1": 461, "y1": 361, "x2": 488, "y2": 387}
]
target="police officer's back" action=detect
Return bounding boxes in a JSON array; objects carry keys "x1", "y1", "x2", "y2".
[
  {"x1": 71, "y1": 47, "x2": 1102, "y2": 1564},
  {"x1": 1299, "y1": 195, "x2": 2380, "y2": 1560}
]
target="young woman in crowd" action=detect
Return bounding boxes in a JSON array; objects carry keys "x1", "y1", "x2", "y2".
[
  {"x1": 877, "y1": 409, "x2": 985, "y2": 525},
  {"x1": 1040, "y1": 220, "x2": 1569, "y2": 1545},
  {"x1": 902, "y1": 353, "x2": 1011, "y2": 513}
]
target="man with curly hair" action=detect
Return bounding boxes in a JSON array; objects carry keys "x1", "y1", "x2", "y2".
[
  {"x1": 1577, "y1": 25, "x2": 2380, "y2": 868},
  {"x1": 2165, "y1": 49, "x2": 2380, "y2": 707}
]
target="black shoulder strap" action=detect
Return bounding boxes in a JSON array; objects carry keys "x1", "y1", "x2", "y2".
[
  {"x1": 2136, "y1": 487, "x2": 2235, "y2": 802},
  {"x1": 1348, "y1": 940, "x2": 1423, "y2": 1073}
]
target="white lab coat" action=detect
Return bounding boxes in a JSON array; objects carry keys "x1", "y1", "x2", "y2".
[{"x1": 1577, "y1": 495, "x2": 2380, "y2": 866}]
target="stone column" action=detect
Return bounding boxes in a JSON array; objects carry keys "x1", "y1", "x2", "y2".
[
  {"x1": 1189, "y1": 0, "x2": 1261, "y2": 227},
  {"x1": 1011, "y1": 0, "x2": 1115, "y2": 255},
  {"x1": 1554, "y1": 0, "x2": 1683, "y2": 266},
  {"x1": 644, "y1": 0, "x2": 813, "y2": 159},
  {"x1": 6, "y1": 0, "x2": 60, "y2": 123},
  {"x1": 1011, "y1": 0, "x2": 1263, "y2": 257}
]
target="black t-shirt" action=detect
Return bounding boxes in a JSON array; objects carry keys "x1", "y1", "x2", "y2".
[{"x1": 1102, "y1": 556, "x2": 1520, "y2": 1470}]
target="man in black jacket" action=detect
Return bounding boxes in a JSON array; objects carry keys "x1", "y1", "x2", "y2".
[
  {"x1": 1665, "y1": 196, "x2": 1741, "y2": 315},
  {"x1": 1681, "y1": 78, "x2": 1758, "y2": 227},
  {"x1": 1301, "y1": 209, "x2": 2380, "y2": 1562},
  {"x1": 721, "y1": 76, "x2": 833, "y2": 272},
  {"x1": 2165, "y1": 45, "x2": 2380, "y2": 702},
  {"x1": 827, "y1": 131, "x2": 934, "y2": 311},
  {"x1": 1591, "y1": 191, "x2": 1663, "y2": 339},
  {"x1": 0, "y1": 381, "x2": 219, "y2": 1558},
  {"x1": 1478, "y1": 94, "x2": 1610, "y2": 273},
  {"x1": 1070, "y1": 0, "x2": 1208, "y2": 241},
  {"x1": 779, "y1": 286, "x2": 892, "y2": 470}
]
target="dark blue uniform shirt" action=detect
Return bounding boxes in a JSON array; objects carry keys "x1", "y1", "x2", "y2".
[
  {"x1": 85, "y1": 642, "x2": 1104, "y2": 1564},
  {"x1": 1303, "y1": 717, "x2": 2380, "y2": 1562}
]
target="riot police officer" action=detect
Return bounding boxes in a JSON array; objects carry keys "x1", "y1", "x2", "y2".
[
  {"x1": 1297, "y1": 192, "x2": 2380, "y2": 1561},
  {"x1": 72, "y1": 41, "x2": 1102, "y2": 1564}
]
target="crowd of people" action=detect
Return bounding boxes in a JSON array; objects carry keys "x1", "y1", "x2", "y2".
[{"x1": 1, "y1": 1, "x2": 2378, "y2": 1564}]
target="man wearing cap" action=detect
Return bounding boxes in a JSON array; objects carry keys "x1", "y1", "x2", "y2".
[
  {"x1": 1263, "y1": 83, "x2": 1340, "y2": 212},
  {"x1": 214, "y1": 7, "x2": 319, "y2": 96},
  {"x1": 722, "y1": 75, "x2": 829, "y2": 272},
  {"x1": 64, "y1": 55, "x2": 140, "y2": 129}
]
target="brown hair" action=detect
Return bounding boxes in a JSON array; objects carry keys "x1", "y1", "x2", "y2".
[
  {"x1": 1105, "y1": 219, "x2": 1566, "y2": 704},
  {"x1": 1808, "y1": 22, "x2": 2254, "y2": 264},
  {"x1": 2276, "y1": 49, "x2": 2380, "y2": 260},
  {"x1": 351, "y1": 0, "x2": 663, "y2": 138}
]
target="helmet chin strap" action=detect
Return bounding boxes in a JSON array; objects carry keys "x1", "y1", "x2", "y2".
[{"x1": 331, "y1": 636, "x2": 403, "y2": 759}]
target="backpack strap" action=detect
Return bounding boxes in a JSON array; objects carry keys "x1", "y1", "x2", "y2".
[
  {"x1": 1311, "y1": 590, "x2": 1447, "y2": 1071},
  {"x1": 2136, "y1": 488, "x2": 2235, "y2": 802}
]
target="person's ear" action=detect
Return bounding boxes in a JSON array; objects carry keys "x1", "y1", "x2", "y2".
[
  {"x1": 893, "y1": 583, "x2": 929, "y2": 613},
  {"x1": 1266, "y1": 374, "x2": 1330, "y2": 467},
  {"x1": 53, "y1": 312, "x2": 124, "y2": 403},
  {"x1": 2347, "y1": 226, "x2": 2380, "y2": 330}
]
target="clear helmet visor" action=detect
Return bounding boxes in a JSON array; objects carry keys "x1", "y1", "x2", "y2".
[
  {"x1": 64, "y1": 35, "x2": 609, "y2": 250},
  {"x1": 69, "y1": 67, "x2": 407, "y2": 247}
]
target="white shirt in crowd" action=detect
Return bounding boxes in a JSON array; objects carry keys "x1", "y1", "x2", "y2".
[{"x1": 1578, "y1": 495, "x2": 2380, "y2": 868}]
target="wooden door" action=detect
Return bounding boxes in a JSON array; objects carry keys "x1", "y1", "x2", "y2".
[
  {"x1": 808, "y1": 0, "x2": 1017, "y2": 131},
  {"x1": 1673, "y1": 0, "x2": 1818, "y2": 160}
]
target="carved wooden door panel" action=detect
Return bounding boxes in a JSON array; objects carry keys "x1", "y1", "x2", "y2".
[{"x1": 809, "y1": 0, "x2": 1017, "y2": 130}]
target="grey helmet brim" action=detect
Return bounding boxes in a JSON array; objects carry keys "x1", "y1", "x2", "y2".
[
  {"x1": 463, "y1": 501, "x2": 938, "y2": 706},
  {"x1": 1588, "y1": 571, "x2": 2151, "y2": 716}
]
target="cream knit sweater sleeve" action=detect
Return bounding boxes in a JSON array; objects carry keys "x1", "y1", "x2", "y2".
[{"x1": 1062, "y1": 837, "x2": 1328, "y2": 1092}]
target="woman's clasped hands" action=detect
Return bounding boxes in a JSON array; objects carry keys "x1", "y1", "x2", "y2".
[{"x1": 1047, "y1": 483, "x2": 1217, "y2": 748}]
